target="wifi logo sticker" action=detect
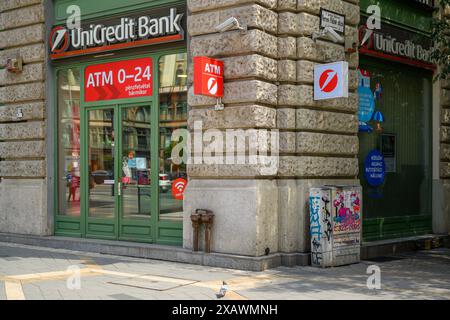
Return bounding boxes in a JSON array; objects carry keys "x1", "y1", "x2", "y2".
[{"x1": 172, "y1": 178, "x2": 187, "y2": 200}]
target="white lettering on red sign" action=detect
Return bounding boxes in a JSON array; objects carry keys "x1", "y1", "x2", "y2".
[
  {"x1": 84, "y1": 58, "x2": 153, "y2": 102},
  {"x1": 193, "y1": 56, "x2": 224, "y2": 98}
]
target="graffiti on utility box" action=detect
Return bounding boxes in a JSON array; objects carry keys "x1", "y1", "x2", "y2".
[
  {"x1": 332, "y1": 189, "x2": 361, "y2": 234},
  {"x1": 309, "y1": 186, "x2": 362, "y2": 267}
]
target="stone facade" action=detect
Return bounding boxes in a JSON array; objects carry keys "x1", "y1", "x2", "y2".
[
  {"x1": 185, "y1": 0, "x2": 360, "y2": 257},
  {"x1": 438, "y1": 4, "x2": 450, "y2": 234},
  {"x1": 0, "y1": 0, "x2": 445, "y2": 268},
  {"x1": 0, "y1": 0, "x2": 49, "y2": 235}
]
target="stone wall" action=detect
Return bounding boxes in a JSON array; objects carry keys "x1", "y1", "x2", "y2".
[
  {"x1": 184, "y1": 0, "x2": 360, "y2": 257},
  {"x1": 0, "y1": 0, "x2": 49, "y2": 235},
  {"x1": 438, "y1": 4, "x2": 450, "y2": 234}
]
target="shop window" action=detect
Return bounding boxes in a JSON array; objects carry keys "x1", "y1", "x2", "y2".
[
  {"x1": 57, "y1": 68, "x2": 81, "y2": 216},
  {"x1": 158, "y1": 53, "x2": 187, "y2": 220},
  {"x1": 358, "y1": 58, "x2": 432, "y2": 223}
]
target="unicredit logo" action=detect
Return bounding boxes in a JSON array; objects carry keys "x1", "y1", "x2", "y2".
[
  {"x1": 319, "y1": 69, "x2": 338, "y2": 93},
  {"x1": 50, "y1": 26, "x2": 69, "y2": 53},
  {"x1": 50, "y1": 8, "x2": 184, "y2": 57}
]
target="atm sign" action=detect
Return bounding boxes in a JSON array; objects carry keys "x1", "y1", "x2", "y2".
[
  {"x1": 84, "y1": 57, "x2": 153, "y2": 102},
  {"x1": 193, "y1": 56, "x2": 224, "y2": 98}
]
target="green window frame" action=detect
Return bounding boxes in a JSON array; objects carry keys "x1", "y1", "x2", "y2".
[{"x1": 53, "y1": 47, "x2": 186, "y2": 246}]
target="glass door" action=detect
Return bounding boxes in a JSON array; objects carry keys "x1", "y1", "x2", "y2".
[
  {"x1": 118, "y1": 104, "x2": 153, "y2": 242},
  {"x1": 86, "y1": 107, "x2": 117, "y2": 239}
]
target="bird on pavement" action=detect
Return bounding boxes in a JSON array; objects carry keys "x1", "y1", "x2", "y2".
[{"x1": 216, "y1": 281, "x2": 229, "y2": 298}]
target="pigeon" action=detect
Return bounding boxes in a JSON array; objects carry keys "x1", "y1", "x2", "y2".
[{"x1": 216, "y1": 281, "x2": 228, "y2": 298}]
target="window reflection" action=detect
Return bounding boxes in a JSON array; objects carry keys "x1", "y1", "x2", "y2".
[
  {"x1": 121, "y1": 106, "x2": 152, "y2": 218},
  {"x1": 159, "y1": 53, "x2": 187, "y2": 220},
  {"x1": 58, "y1": 68, "x2": 81, "y2": 216},
  {"x1": 88, "y1": 109, "x2": 115, "y2": 218}
]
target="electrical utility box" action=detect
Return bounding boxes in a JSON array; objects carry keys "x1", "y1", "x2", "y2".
[{"x1": 309, "y1": 185, "x2": 362, "y2": 267}]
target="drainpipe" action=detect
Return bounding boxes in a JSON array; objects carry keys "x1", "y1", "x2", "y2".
[
  {"x1": 199, "y1": 209, "x2": 214, "y2": 253},
  {"x1": 190, "y1": 212, "x2": 202, "y2": 251}
]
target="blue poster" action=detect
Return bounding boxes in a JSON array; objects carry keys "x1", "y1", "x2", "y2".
[
  {"x1": 358, "y1": 69, "x2": 375, "y2": 132},
  {"x1": 128, "y1": 159, "x2": 136, "y2": 168},
  {"x1": 364, "y1": 149, "x2": 385, "y2": 187}
]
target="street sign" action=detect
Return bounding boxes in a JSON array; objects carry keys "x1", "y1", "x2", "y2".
[
  {"x1": 84, "y1": 57, "x2": 153, "y2": 102},
  {"x1": 314, "y1": 61, "x2": 349, "y2": 100},
  {"x1": 193, "y1": 56, "x2": 224, "y2": 98},
  {"x1": 320, "y1": 8, "x2": 345, "y2": 34}
]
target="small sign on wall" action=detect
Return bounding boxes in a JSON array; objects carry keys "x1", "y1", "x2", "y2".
[
  {"x1": 314, "y1": 61, "x2": 349, "y2": 100},
  {"x1": 364, "y1": 149, "x2": 386, "y2": 187},
  {"x1": 193, "y1": 56, "x2": 224, "y2": 98},
  {"x1": 320, "y1": 8, "x2": 345, "y2": 35}
]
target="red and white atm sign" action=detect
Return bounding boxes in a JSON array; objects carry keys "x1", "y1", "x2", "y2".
[
  {"x1": 193, "y1": 56, "x2": 224, "y2": 98},
  {"x1": 84, "y1": 57, "x2": 153, "y2": 102}
]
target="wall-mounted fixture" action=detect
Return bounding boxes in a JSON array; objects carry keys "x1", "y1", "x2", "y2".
[
  {"x1": 215, "y1": 17, "x2": 247, "y2": 34},
  {"x1": 345, "y1": 36, "x2": 358, "y2": 53},
  {"x1": 311, "y1": 26, "x2": 344, "y2": 44},
  {"x1": 15, "y1": 108, "x2": 24, "y2": 120},
  {"x1": 6, "y1": 56, "x2": 23, "y2": 73}
]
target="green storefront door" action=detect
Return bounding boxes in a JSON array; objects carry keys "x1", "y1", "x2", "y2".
[
  {"x1": 55, "y1": 51, "x2": 186, "y2": 245},
  {"x1": 85, "y1": 103, "x2": 154, "y2": 242}
]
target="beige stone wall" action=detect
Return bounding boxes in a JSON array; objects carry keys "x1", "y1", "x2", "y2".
[
  {"x1": 0, "y1": 0, "x2": 49, "y2": 235},
  {"x1": 439, "y1": 4, "x2": 450, "y2": 234},
  {"x1": 185, "y1": 0, "x2": 360, "y2": 256}
]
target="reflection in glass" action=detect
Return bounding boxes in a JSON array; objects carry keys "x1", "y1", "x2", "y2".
[
  {"x1": 57, "y1": 68, "x2": 81, "y2": 216},
  {"x1": 121, "y1": 106, "x2": 152, "y2": 218},
  {"x1": 88, "y1": 109, "x2": 115, "y2": 218},
  {"x1": 159, "y1": 53, "x2": 187, "y2": 220}
]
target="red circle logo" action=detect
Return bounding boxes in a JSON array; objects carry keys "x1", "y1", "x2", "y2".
[
  {"x1": 49, "y1": 26, "x2": 69, "y2": 54},
  {"x1": 319, "y1": 69, "x2": 339, "y2": 93},
  {"x1": 172, "y1": 178, "x2": 187, "y2": 200}
]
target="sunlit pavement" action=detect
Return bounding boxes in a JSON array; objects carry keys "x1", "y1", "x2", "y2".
[{"x1": 0, "y1": 242, "x2": 449, "y2": 300}]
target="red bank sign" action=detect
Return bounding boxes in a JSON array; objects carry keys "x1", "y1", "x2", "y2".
[
  {"x1": 84, "y1": 58, "x2": 153, "y2": 102},
  {"x1": 193, "y1": 56, "x2": 224, "y2": 98}
]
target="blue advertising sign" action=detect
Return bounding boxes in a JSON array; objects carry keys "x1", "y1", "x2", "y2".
[
  {"x1": 364, "y1": 149, "x2": 385, "y2": 187},
  {"x1": 358, "y1": 69, "x2": 375, "y2": 132}
]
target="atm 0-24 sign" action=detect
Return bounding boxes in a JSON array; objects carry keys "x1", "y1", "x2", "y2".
[
  {"x1": 84, "y1": 57, "x2": 153, "y2": 102},
  {"x1": 193, "y1": 56, "x2": 224, "y2": 98}
]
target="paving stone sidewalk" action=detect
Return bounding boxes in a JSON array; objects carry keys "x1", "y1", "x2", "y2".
[{"x1": 0, "y1": 242, "x2": 449, "y2": 300}]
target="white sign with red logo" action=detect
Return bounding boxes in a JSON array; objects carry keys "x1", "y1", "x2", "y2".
[
  {"x1": 84, "y1": 57, "x2": 152, "y2": 102},
  {"x1": 193, "y1": 56, "x2": 224, "y2": 98},
  {"x1": 314, "y1": 61, "x2": 349, "y2": 100}
]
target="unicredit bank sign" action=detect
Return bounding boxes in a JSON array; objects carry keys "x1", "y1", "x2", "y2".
[
  {"x1": 359, "y1": 17, "x2": 434, "y2": 69},
  {"x1": 50, "y1": 7, "x2": 185, "y2": 60}
]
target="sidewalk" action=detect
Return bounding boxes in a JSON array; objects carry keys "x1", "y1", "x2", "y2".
[{"x1": 0, "y1": 242, "x2": 449, "y2": 300}]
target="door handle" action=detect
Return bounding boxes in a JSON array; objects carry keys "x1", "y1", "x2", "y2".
[{"x1": 117, "y1": 182, "x2": 121, "y2": 196}]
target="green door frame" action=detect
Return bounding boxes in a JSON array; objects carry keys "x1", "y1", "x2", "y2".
[
  {"x1": 83, "y1": 102, "x2": 154, "y2": 242},
  {"x1": 54, "y1": 48, "x2": 184, "y2": 246}
]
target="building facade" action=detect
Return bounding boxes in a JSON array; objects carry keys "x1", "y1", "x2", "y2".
[{"x1": 0, "y1": 0, "x2": 449, "y2": 269}]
